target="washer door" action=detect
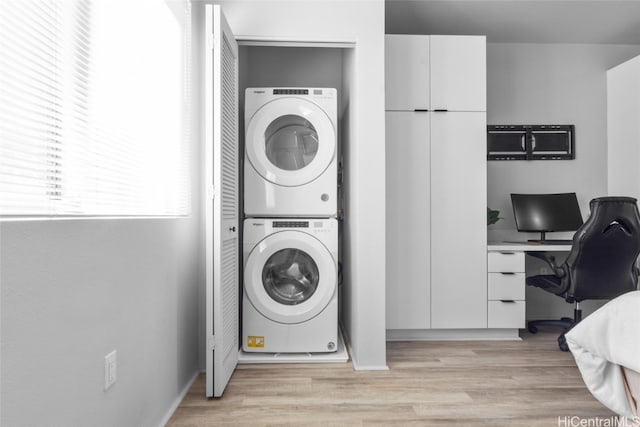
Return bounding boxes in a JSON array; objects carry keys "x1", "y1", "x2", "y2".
[
  {"x1": 244, "y1": 230, "x2": 336, "y2": 324},
  {"x1": 246, "y1": 97, "x2": 335, "y2": 187}
]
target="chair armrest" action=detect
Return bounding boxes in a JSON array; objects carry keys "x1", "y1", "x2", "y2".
[{"x1": 527, "y1": 251, "x2": 566, "y2": 277}]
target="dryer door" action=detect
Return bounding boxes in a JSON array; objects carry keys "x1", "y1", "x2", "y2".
[
  {"x1": 245, "y1": 97, "x2": 336, "y2": 187},
  {"x1": 244, "y1": 230, "x2": 336, "y2": 324}
]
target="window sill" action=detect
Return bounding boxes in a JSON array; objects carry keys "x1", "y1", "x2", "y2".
[{"x1": 0, "y1": 215, "x2": 192, "y2": 222}]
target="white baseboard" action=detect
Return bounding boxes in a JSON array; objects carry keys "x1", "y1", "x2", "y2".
[
  {"x1": 342, "y1": 324, "x2": 389, "y2": 371},
  {"x1": 386, "y1": 328, "x2": 522, "y2": 341},
  {"x1": 158, "y1": 370, "x2": 199, "y2": 427},
  {"x1": 351, "y1": 360, "x2": 390, "y2": 371}
]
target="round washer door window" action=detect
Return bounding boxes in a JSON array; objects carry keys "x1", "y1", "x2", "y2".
[
  {"x1": 245, "y1": 230, "x2": 336, "y2": 324},
  {"x1": 246, "y1": 97, "x2": 335, "y2": 187},
  {"x1": 262, "y1": 248, "x2": 319, "y2": 305}
]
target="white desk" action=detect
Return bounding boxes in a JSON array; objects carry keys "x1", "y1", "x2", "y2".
[
  {"x1": 487, "y1": 241, "x2": 572, "y2": 331},
  {"x1": 488, "y1": 242, "x2": 572, "y2": 252}
]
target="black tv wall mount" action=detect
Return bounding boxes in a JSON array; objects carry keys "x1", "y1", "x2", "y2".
[{"x1": 487, "y1": 124, "x2": 575, "y2": 160}]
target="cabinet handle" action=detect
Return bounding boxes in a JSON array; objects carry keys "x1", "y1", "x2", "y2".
[
  {"x1": 433, "y1": 109, "x2": 449, "y2": 112},
  {"x1": 499, "y1": 252, "x2": 516, "y2": 255},
  {"x1": 500, "y1": 272, "x2": 516, "y2": 275},
  {"x1": 500, "y1": 300, "x2": 516, "y2": 303},
  {"x1": 414, "y1": 109, "x2": 429, "y2": 112}
]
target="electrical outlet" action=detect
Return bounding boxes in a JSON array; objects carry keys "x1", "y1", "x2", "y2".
[{"x1": 104, "y1": 350, "x2": 117, "y2": 391}]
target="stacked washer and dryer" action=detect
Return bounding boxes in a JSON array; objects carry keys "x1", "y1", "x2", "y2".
[{"x1": 242, "y1": 88, "x2": 340, "y2": 355}]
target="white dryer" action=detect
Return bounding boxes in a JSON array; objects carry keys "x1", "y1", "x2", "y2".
[
  {"x1": 243, "y1": 218, "x2": 338, "y2": 353},
  {"x1": 244, "y1": 88, "x2": 337, "y2": 217}
]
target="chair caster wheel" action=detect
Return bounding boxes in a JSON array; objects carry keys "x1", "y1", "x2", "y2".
[
  {"x1": 558, "y1": 335, "x2": 569, "y2": 352},
  {"x1": 528, "y1": 325, "x2": 538, "y2": 334}
]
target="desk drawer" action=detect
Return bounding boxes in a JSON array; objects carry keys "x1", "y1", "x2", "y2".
[
  {"x1": 488, "y1": 300, "x2": 525, "y2": 328},
  {"x1": 488, "y1": 251, "x2": 525, "y2": 273},
  {"x1": 488, "y1": 272, "x2": 525, "y2": 300}
]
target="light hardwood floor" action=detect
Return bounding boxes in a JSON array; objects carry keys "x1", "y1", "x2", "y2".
[{"x1": 167, "y1": 331, "x2": 614, "y2": 426}]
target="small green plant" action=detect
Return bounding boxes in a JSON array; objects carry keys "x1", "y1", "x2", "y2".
[{"x1": 487, "y1": 208, "x2": 502, "y2": 226}]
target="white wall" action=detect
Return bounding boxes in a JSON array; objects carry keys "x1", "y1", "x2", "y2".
[
  {"x1": 205, "y1": 0, "x2": 387, "y2": 370},
  {"x1": 1, "y1": 6, "x2": 203, "y2": 423},
  {"x1": 487, "y1": 43, "x2": 640, "y2": 238},
  {"x1": 487, "y1": 43, "x2": 640, "y2": 320},
  {"x1": 0, "y1": 218, "x2": 200, "y2": 427}
]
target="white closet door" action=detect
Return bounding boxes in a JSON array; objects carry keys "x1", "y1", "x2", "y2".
[
  {"x1": 430, "y1": 112, "x2": 487, "y2": 329},
  {"x1": 430, "y1": 36, "x2": 486, "y2": 112},
  {"x1": 385, "y1": 35, "x2": 430, "y2": 111},
  {"x1": 385, "y1": 111, "x2": 431, "y2": 329},
  {"x1": 205, "y1": 4, "x2": 239, "y2": 398}
]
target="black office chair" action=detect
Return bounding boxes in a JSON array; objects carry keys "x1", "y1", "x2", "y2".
[{"x1": 526, "y1": 196, "x2": 640, "y2": 351}]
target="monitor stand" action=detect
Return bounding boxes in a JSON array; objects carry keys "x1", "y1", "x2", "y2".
[
  {"x1": 527, "y1": 231, "x2": 548, "y2": 243},
  {"x1": 528, "y1": 231, "x2": 572, "y2": 245}
]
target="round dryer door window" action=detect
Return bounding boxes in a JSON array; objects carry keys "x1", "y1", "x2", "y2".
[
  {"x1": 244, "y1": 230, "x2": 336, "y2": 324},
  {"x1": 246, "y1": 97, "x2": 335, "y2": 187},
  {"x1": 264, "y1": 115, "x2": 319, "y2": 171}
]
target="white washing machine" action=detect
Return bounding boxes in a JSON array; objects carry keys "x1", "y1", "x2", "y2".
[
  {"x1": 243, "y1": 218, "x2": 338, "y2": 353},
  {"x1": 244, "y1": 88, "x2": 337, "y2": 217}
]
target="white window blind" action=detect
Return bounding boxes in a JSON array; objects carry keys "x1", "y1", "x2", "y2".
[{"x1": 0, "y1": 0, "x2": 191, "y2": 217}]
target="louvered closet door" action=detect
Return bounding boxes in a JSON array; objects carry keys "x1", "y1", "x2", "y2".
[{"x1": 205, "y1": 4, "x2": 239, "y2": 398}]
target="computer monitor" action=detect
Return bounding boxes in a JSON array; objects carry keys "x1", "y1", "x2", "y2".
[{"x1": 510, "y1": 193, "x2": 584, "y2": 242}]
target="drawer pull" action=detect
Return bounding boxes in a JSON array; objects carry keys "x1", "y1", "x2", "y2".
[
  {"x1": 499, "y1": 252, "x2": 516, "y2": 255},
  {"x1": 500, "y1": 272, "x2": 516, "y2": 275},
  {"x1": 500, "y1": 300, "x2": 516, "y2": 303}
]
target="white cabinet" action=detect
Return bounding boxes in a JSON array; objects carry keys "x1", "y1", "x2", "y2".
[
  {"x1": 385, "y1": 35, "x2": 430, "y2": 111},
  {"x1": 430, "y1": 112, "x2": 487, "y2": 329},
  {"x1": 607, "y1": 54, "x2": 640, "y2": 199},
  {"x1": 487, "y1": 251, "x2": 526, "y2": 329},
  {"x1": 385, "y1": 34, "x2": 487, "y2": 332},
  {"x1": 384, "y1": 35, "x2": 486, "y2": 112},
  {"x1": 488, "y1": 273, "x2": 525, "y2": 301},
  {"x1": 385, "y1": 111, "x2": 431, "y2": 329},
  {"x1": 430, "y1": 36, "x2": 486, "y2": 112},
  {"x1": 487, "y1": 251, "x2": 524, "y2": 272}
]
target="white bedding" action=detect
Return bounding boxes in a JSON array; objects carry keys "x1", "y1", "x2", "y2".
[{"x1": 566, "y1": 290, "x2": 640, "y2": 419}]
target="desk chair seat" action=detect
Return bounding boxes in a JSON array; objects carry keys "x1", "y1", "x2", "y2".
[
  {"x1": 527, "y1": 274, "x2": 566, "y2": 295},
  {"x1": 526, "y1": 196, "x2": 640, "y2": 351}
]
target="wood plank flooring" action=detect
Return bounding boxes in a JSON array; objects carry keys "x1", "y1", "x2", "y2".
[{"x1": 167, "y1": 331, "x2": 614, "y2": 426}]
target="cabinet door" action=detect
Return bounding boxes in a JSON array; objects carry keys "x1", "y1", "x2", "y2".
[
  {"x1": 385, "y1": 35, "x2": 429, "y2": 111},
  {"x1": 430, "y1": 36, "x2": 486, "y2": 112},
  {"x1": 431, "y1": 112, "x2": 487, "y2": 328},
  {"x1": 385, "y1": 111, "x2": 431, "y2": 329},
  {"x1": 607, "y1": 56, "x2": 640, "y2": 199}
]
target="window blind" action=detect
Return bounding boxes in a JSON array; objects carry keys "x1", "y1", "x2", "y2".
[{"x1": 0, "y1": 0, "x2": 191, "y2": 217}]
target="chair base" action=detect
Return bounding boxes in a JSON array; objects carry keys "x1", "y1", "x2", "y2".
[
  {"x1": 527, "y1": 307, "x2": 582, "y2": 352},
  {"x1": 527, "y1": 318, "x2": 574, "y2": 333}
]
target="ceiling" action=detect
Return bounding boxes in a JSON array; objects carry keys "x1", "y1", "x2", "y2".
[{"x1": 385, "y1": 1, "x2": 640, "y2": 44}]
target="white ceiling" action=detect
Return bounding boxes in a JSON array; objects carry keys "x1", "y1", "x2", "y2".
[{"x1": 385, "y1": 0, "x2": 640, "y2": 44}]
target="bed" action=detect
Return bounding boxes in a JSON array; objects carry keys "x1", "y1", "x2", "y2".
[{"x1": 565, "y1": 290, "x2": 640, "y2": 422}]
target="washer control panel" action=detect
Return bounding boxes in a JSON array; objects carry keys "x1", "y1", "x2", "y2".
[
  {"x1": 269, "y1": 220, "x2": 335, "y2": 234},
  {"x1": 273, "y1": 221, "x2": 309, "y2": 228}
]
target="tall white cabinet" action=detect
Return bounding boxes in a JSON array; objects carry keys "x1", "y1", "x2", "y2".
[
  {"x1": 607, "y1": 54, "x2": 640, "y2": 199},
  {"x1": 385, "y1": 35, "x2": 487, "y2": 333}
]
